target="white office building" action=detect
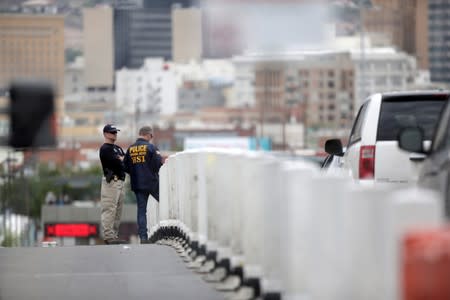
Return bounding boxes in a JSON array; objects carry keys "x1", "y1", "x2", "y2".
[
  {"x1": 172, "y1": 59, "x2": 234, "y2": 86},
  {"x1": 64, "y1": 56, "x2": 85, "y2": 97},
  {"x1": 115, "y1": 58, "x2": 177, "y2": 116},
  {"x1": 351, "y1": 48, "x2": 417, "y2": 107},
  {"x1": 230, "y1": 59, "x2": 255, "y2": 108}
]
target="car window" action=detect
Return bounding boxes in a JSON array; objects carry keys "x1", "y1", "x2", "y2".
[
  {"x1": 377, "y1": 99, "x2": 446, "y2": 141},
  {"x1": 348, "y1": 101, "x2": 369, "y2": 146},
  {"x1": 433, "y1": 101, "x2": 450, "y2": 151}
]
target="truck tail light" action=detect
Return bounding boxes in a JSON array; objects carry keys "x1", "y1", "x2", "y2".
[{"x1": 359, "y1": 145, "x2": 375, "y2": 179}]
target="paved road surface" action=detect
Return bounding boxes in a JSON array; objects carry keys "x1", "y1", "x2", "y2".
[{"x1": 0, "y1": 244, "x2": 225, "y2": 300}]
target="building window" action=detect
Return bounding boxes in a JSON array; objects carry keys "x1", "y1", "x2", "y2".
[
  {"x1": 375, "y1": 76, "x2": 387, "y2": 86},
  {"x1": 75, "y1": 118, "x2": 89, "y2": 126},
  {"x1": 391, "y1": 76, "x2": 403, "y2": 86}
]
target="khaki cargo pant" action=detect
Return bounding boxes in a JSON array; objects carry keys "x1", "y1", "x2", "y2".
[{"x1": 100, "y1": 177, "x2": 125, "y2": 240}]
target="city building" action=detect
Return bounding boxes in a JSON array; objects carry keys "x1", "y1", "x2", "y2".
[
  {"x1": 114, "y1": 0, "x2": 144, "y2": 9},
  {"x1": 83, "y1": 6, "x2": 114, "y2": 89},
  {"x1": 114, "y1": 0, "x2": 196, "y2": 70},
  {"x1": 21, "y1": 0, "x2": 58, "y2": 14},
  {"x1": 178, "y1": 81, "x2": 226, "y2": 112},
  {"x1": 0, "y1": 96, "x2": 8, "y2": 144},
  {"x1": 351, "y1": 47, "x2": 417, "y2": 105},
  {"x1": 230, "y1": 61, "x2": 255, "y2": 108},
  {"x1": 363, "y1": 0, "x2": 429, "y2": 70},
  {"x1": 415, "y1": 0, "x2": 429, "y2": 70},
  {"x1": 428, "y1": 0, "x2": 450, "y2": 84},
  {"x1": 114, "y1": 7, "x2": 172, "y2": 68},
  {"x1": 0, "y1": 14, "x2": 64, "y2": 95},
  {"x1": 143, "y1": 0, "x2": 194, "y2": 9},
  {"x1": 115, "y1": 58, "x2": 177, "y2": 136},
  {"x1": 64, "y1": 56, "x2": 85, "y2": 96},
  {"x1": 59, "y1": 96, "x2": 121, "y2": 143},
  {"x1": 173, "y1": 59, "x2": 234, "y2": 112},
  {"x1": 0, "y1": 13, "x2": 65, "y2": 119},
  {"x1": 172, "y1": 7, "x2": 202, "y2": 63},
  {"x1": 233, "y1": 51, "x2": 355, "y2": 139}
]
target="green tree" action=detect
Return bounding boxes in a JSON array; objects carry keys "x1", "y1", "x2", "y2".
[
  {"x1": 1, "y1": 161, "x2": 137, "y2": 222},
  {"x1": 1, "y1": 229, "x2": 20, "y2": 247}
]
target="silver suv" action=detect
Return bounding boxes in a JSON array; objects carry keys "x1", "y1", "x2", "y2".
[{"x1": 325, "y1": 91, "x2": 450, "y2": 186}]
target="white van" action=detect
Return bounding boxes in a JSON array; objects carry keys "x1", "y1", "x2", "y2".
[{"x1": 325, "y1": 91, "x2": 450, "y2": 186}]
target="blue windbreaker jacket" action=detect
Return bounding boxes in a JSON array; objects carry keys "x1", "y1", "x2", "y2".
[{"x1": 124, "y1": 138, "x2": 163, "y2": 192}]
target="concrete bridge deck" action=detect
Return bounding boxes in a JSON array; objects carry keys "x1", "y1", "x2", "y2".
[{"x1": 0, "y1": 244, "x2": 225, "y2": 300}]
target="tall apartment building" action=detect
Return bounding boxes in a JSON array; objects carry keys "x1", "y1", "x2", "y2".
[
  {"x1": 428, "y1": 0, "x2": 450, "y2": 84},
  {"x1": 234, "y1": 51, "x2": 355, "y2": 131},
  {"x1": 416, "y1": 0, "x2": 429, "y2": 70},
  {"x1": 0, "y1": 14, "x2": 64, "y2": 95},
  {"x1": 83, "y1": 6, "x2": 114, "y2": 89},
  {"x1": 352, "y1": 48, "x2": 417, "y2": 105},
  {"x1": 143, "y1": 0, "x2": 193, "y2": 9},
  {"x1": 363, "y1": 0, "x2": 429, "y2": 70},
  {"x1": 172, "y1": 7, "x2": 202, "y2": 63},
  {"x1": 114, "y1": 0, "x2": 196, "y2": 69},
  {"x1": 114, "y1": 8, "x2": 172, "y2": 68}
]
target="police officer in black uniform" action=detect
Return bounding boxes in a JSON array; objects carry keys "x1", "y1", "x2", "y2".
[
  {"x1": 124, "y1": 125, "x2": 163, "y2": 244},
  {"x1": 99, "y1": 124, "x2": 127, "y2": 245}
]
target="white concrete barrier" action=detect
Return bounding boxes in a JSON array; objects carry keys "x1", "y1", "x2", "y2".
[
  {"x1": 196, "y1": 151, "x2": 209, "y2": 246},
  {"x1": 213, "y1": 152, "x2": 239, "y2": 264},
  {"x1": 156, "y1": 163, "x2": 169, "y2": 233},
  {"x1": 304, "y1": 175, "x2": 354, "y2": 300},
  {"x1": 153, "y1": 149, "x2": 446, "y2": 299},
  {"x1": 240, "y1": 153, "x2": 267, "y2": 280},
  {"x1": 185, "y1": 151, "x2": 199, "y2": 242},
  {"x1": 281, "y1": 163, "x2": 320, "y2": 300}
]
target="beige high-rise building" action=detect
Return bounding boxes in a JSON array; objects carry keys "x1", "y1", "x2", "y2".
[
  {"x1": 0, "y1": 14, "x2": 64, "y2": 94},
  {"x1": 251, "y1": 52, "x2": 355, "y2": 130},
  {"x1": 83, "y1": 6, "x2": 114, "y2": 89},
  {"x1": 172, "y1": 8, "x2": 202, "y2": 63},
  {"x1": 363, "y1": 0, "x2": 429, "y2": 70},
  {"x1": 415, "y1": 0, "x2": 429, "y2": 70}
]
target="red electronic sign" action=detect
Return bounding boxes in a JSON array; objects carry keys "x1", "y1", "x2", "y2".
[{"x1": 45, "y1": 223, "x2": 99, "y2": 238}]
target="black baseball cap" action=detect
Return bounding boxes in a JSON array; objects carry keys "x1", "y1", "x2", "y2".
[{"x1": 103, "y1": 124, "x2": 120, "y2": 133}]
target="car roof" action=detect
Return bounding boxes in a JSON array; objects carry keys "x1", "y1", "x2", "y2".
[{"x1": 380, "y1": 90, "x2": 450, "y2": 100}]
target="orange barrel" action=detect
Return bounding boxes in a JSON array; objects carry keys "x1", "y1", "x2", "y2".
[{"x1": 402, "y1": 227, "x2": 450, "y2": 300}]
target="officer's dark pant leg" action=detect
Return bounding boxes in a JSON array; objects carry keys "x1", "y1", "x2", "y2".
[{"x1": 135, "y1": 190, "x2": 150, "y2": 240}]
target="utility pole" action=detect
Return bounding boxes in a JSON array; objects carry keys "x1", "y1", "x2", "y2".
[
  {"x1": 260, "y1": 82, "x2": 266, "y2": 143},
  {"x1": 282, "y1": 107, "x2": 287, "y2": 151},
  {"x1": 359, "y1": 0, "x2": 374, "y2": 102},
  {"x1": 303, "y1": 93, "x2": 308, "y2": 149}
]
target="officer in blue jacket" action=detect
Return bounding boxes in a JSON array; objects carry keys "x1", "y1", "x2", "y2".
[{"x1": 124, "y1": 125, "x2": 163, "y2": 243}]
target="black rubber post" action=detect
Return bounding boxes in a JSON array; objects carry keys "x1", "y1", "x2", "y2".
[
  {"x1": 243, "y1": 277, "x2": 260, "y2": 298},
  {"x1": 262, "y1": 292, "x2": 282, "y2": 300}
]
